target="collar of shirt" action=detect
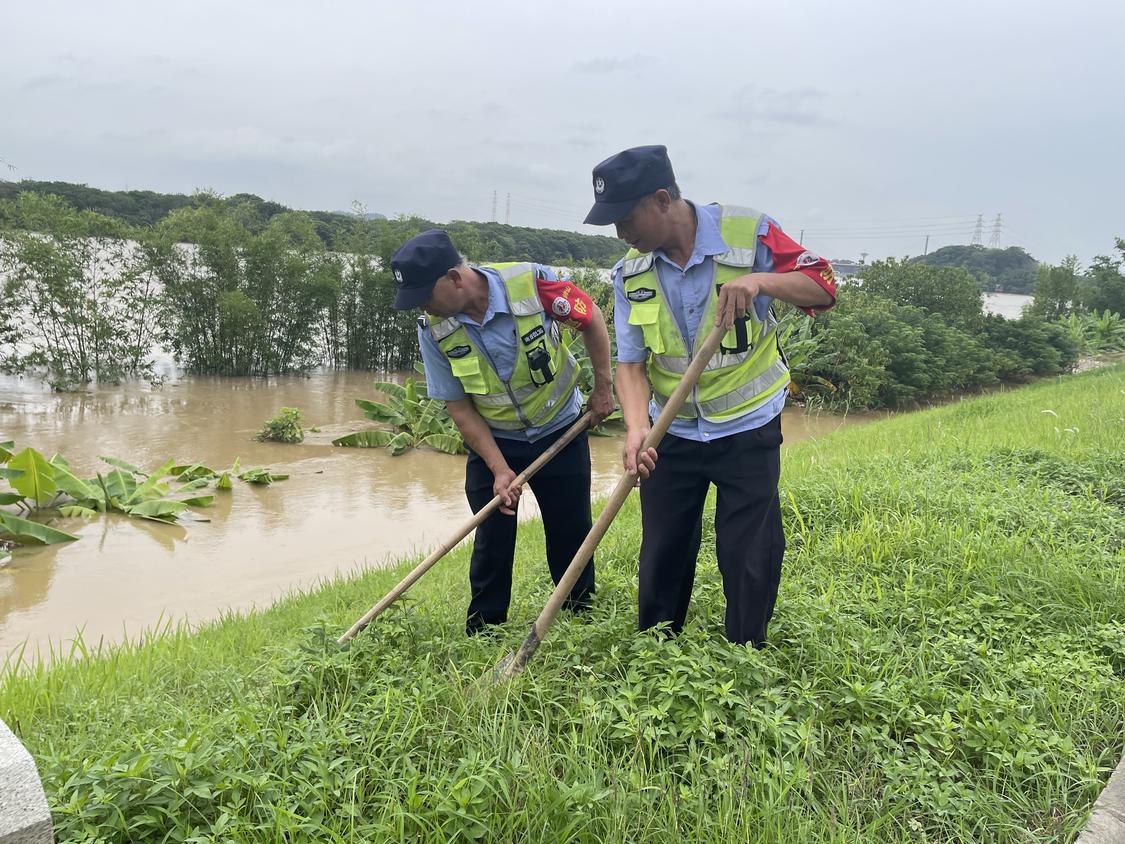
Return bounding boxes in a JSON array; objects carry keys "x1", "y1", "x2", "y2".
[
  {"x1": 456, "y1": 267, "x2": 509, "y2": 327},
  {"x1": 651, "y1": 201, "x2": 728, "y2": 273}
]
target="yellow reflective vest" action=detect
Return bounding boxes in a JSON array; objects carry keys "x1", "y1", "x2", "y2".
[
  {"x1": 427, "y1": 263, "x2": 579, "y2": 431},
  {"x1": 621, "y1": 205, "x2": 790, "y2": 421}
]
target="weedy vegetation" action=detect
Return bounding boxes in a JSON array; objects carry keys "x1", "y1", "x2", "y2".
[{"x1": 2, "y1": 367, "x2": 1122, "y2": 842}]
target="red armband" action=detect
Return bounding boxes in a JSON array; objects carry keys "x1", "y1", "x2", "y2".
[
  {"x1": 760, "y1": 223, "x2": 837, "y2": 315},
  {"x1": 536, "y1": 277, "x2": 594, "y2": 330}
]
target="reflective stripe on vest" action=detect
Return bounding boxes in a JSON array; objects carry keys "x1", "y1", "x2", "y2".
[
  {"x1": 427, "y1": 263, "x2": 579, "y2": 431},
  {"x1": 620, "y1": 204, "x2": 791, "y2": 422}
]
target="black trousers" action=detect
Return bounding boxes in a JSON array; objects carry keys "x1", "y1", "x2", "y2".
[
  {"x1": 638, "y1": 414, "x2": 784, "y2": 646},
  {"x1": 464, "y1": 426, "x2": 595, "y2": 634}
]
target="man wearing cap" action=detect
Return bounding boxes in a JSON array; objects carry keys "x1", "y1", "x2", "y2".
[
  {"x1": 583, "y1": 145, "x2": 837, "y2": 647},
  {"x1": 391, "y1": 229, "x2": 614, "y2": 635}
]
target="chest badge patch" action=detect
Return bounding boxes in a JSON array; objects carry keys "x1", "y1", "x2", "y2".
[
  {"x1": 446, "y1": 344, "x2": 472, "y2": 359},
  {"x1": 627, "y1": 287, "x2": 657, "y2": 302},
  {"x1": 521, "y1": 325, "x2": 546, "y2": 345}
]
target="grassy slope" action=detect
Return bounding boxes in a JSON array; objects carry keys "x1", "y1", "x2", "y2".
[{"x1": 2, "y1": 367, "x2": 1123, "y2": 843}]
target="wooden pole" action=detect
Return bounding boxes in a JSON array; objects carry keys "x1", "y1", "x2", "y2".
[
  {"x1": 493, "y1": 323, "x2": 726, "y2": 679},
  {"x1": 337, "y1": 411, "x2": 594, "y2": 644}
]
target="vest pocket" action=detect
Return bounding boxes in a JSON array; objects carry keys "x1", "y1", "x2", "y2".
[
  {"x1": 449, "y1": 355, "x2": 488, "y2": 394},
  {"x1": 627, "y1": 301, "x2": 665, "y2": 355}
]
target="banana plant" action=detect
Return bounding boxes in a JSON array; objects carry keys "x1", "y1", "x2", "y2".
[
  {"x1": 1059, "y1": 310, "x2": 1125, "y2": 355},
  {"x1": 169, "y1": 456, "x2": 289, "y2": 486},
  {"x1": 559, "y1": 328, "x2": 622, "y2": 435},
  {"x1": 777, "y1": 311, "x2": 836, "y2": 400},
  {"x1": 333, "y1": 374, "x2": 465, "y2": 456},
  {"x1": 0, "y1": 443, "x2": 289, "y2": 559}
]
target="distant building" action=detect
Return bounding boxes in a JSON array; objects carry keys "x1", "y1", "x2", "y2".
[{"x1": 830, "y1": 259, "x2": 863, "y2": 280}]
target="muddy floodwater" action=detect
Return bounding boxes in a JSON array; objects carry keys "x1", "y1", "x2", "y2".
[{"x1": 0, "y1": 371, "x2": 876, "y2": 663}]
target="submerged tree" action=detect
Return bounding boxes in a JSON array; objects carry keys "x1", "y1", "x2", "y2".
[
  {"x1": 147, "y1": 204, "x2": 341, "y2": 375},
  {"x1": 0, "y1": 192, "x2": 162, "y2": 387}
]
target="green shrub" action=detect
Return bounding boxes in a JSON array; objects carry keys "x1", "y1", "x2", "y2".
[{"x1": 255, "y1": 407, "x2": 304, "y2": 443}]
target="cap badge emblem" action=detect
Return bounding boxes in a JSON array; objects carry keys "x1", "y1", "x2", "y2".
[{"x1": 594, "y1": 177, "x2": 606, "y2": 195}]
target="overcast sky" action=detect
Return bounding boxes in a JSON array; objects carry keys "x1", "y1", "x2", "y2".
[{"x1": 3, "y1": 0, "x2": 1122, "y2": 265}]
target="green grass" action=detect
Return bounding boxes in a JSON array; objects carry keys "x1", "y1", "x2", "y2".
[{"x1": 3, "y1": 367, "x2": 1123, "y2": 843}]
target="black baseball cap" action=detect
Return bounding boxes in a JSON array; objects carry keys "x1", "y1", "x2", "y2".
[
  {"x1": 583, "y1": 145, "x2": 676, "y2": 226},
  {"x1": 390, "y1": 229, "x2": 461, "y2": 310}
]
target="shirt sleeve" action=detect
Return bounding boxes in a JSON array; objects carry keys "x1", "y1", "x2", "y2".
[
  {"x1": 612, "y1": 261, "x2": 648, "y2": 363},
  {"x1": 758, "y1": 220, "x2": 837, "y2": 315},
  {"x1": 417, "y1": 323, "x2": 466, "y2": 402},
  {"x1": 534, "y1": 265, "x2": 595, "y2": 330}
]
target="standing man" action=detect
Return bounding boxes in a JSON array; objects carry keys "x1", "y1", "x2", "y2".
[
  {"x1": 391, "y1": 229, "x2": 615, "y2": 634},
  {"x1": 583, "y1": 145, "x2": 836, "y2": 646}
]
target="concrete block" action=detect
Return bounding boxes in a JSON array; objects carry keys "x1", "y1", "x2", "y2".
[
  {"x1": 0, "y1": 719, "x2": 52, "y2": 844},
  {"x1": 1078, "y1": 750, "x2": 1125, "y2": 844}
]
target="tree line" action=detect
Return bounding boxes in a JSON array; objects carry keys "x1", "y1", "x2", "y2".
[
  {"x1": 0, "y1": 180, "x2": 623, "y2": 265},
  {"x1": 0, "y1": 190, "x2": 622, "y2": 387},
  {"x1": 792, "y1": 250, "x2": 1124, "y2": 410},
  {"x1": 1, "y1": 188, "x2": 1121, "y2": 409}
]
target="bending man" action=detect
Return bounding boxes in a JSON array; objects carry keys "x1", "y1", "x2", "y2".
[{"x1": 391, "y1": 229, "x2": 614, "y2": 634}]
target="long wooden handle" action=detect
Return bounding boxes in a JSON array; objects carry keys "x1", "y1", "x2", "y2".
[
  {"x1": 337, "y1": 411, "x2": 595, "y2": 644},
  {"x1": 494, "y1": 323, "x2": 726, "y2": 679}
]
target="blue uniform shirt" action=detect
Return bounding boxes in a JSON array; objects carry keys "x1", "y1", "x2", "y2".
[
  {"x1": 612, "y1": 201, "x2": 788, "y2": 442},
  {"x1": 418, "y1": 265, "x2": 583, "y2": 443}
]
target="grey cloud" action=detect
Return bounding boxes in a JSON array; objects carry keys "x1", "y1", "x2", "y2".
[
  {"x1": 2, "y1": 0, "x2": 1122, "y2": 263},
  {"x1": 572, "y1": 54, "x2": 655, "y2": 74},
  {"x1": 713, "y1": 84, "x2": 836, "y2": 128},
  {"x1": 20, "y1": 75, "x2": 67, "y2": 93}
]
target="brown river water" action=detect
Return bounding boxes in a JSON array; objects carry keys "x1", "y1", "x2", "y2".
[{"x1": 0, "y1": 371, "x2": 874, "y2": 664}]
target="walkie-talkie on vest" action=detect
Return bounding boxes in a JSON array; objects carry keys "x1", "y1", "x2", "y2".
[
  {"x1": 717, "y1": 285, "x2": 752, "y2": 355},
  {"x1": 526, "y1": 341, "x2": 555, "y2": 387}
]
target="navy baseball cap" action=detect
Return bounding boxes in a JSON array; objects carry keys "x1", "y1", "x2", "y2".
[
  {"x1": 390, "y1": 229, "x2": 461, "y2": 310},
  {"x1": 583, "y1": 145, "x2": 676, "y2": 225}
]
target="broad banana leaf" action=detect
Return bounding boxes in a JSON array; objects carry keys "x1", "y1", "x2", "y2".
[
  {"x1": 388, "y1": 432, "x2": 413, "y2": 456},
  {"x1": 7, "y1": 448, "x2": 57, "y2": 505},
  {"x1": 374, "y1": 381, "x2": 406, "y2": 400},
  {"x1": 177, "y1": 495, "x2": 215, "y2": 508},
  {"x1": 0, "y1": 511, "x2": 80, "y2": 545},
  {"x1": 125, "y1": 459, "x2": 175, "y2": 504},
  {"x1": 0, "y1": 441, "x2": 13, "y2": 463},
  {"x1": 170, "y1": 463, "x2": 219, "y2": 480},
  {"x1": 0, "y1": 493, "x2": 24, "y2": 505},
  {"x1": 238, "y1": 468, "x2": 287, "y2": 485},
  {"x1": 355, "y1": 399, "x2": 403, "y2": 425},
  {"x1": 101, "y1": 469, "x2": 138, "y2": 502},
  {"x1": 333, "y1": 430, "x2": 396, "y2": 448},
  {"x1": 123, "y1": 499, "x2": 188, "y2": 523},
  {"x1": 49, "y1": 457, "x2": 98, "y2": 501},
  {"x1": 99, "y1": 455, "x2": 146, "y2": 476},
  {"x1": 172, "y1": 477, "x2": 212, "y2": 494},
  {"x1": 59, "y1": 505, "x2": 98, "y2": 519},
  {"x1": 420, "y1": 434, "x2": 465, "y2": 455}
]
